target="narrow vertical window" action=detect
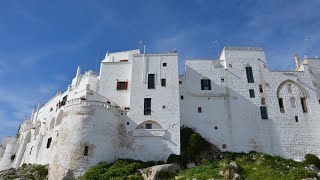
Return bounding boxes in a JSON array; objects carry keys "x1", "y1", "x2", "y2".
[
  {"x1": 148, "y1": 74, "x2": 155, "y2": 89},
  {"x1": 144, "y1": 98, "x2": 151, "y2": 115},
  {"x1": 161, "y1": 79, "x2": 166, "y2": 87},
  {"x1": 295, "y1": 116, "x2": 299, "y2": 122},
  {"x1": 84, "y1": 146, "x2": 89, "y2": 156},
  {"x1": 46, "y1": 137, "x2": 52, "y2": 149},
  {"x1": 278, "y1": 98, "x2": 285, "y2": 113},
  {"x1": 180, "y1": 96, "x2": 184, "y2": 100},
  {"x1": 301, "y1": 97, "x2": 308, "y2": 113},
  {"x1": 259, "y1": 85, "x2": 263, "y2": 93},
  {"x1": 290, "y1": 97, "x2": 296, "y2": 108},
  {"x1": 201, "y1": 79, "x2": 211, "y2": 90},
  {"x1": 249, "y1": 89, "x2": 255, "y2": 98},
  {"x1": 261, "y1": 97, "x2": 266, "y2": 105},
  {"x1": 246, "y1": 66, "x2": 254, "y2": 83},
  {"x1": 198, "y1": 107, "x2": 202, "y2": 113},
  {"x1": 260, "y1": 106, "x2": 268, "y2": 119}
]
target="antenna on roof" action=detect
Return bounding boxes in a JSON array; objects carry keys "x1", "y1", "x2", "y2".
[
  {"x1": 139, "y1": 40, "x2": 146, "y2": 54},
  {"x1": 212, "y1": 40, "x2": 220, "y2": 59}
]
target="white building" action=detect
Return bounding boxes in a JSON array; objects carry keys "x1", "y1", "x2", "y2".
[{"x1": 0, "y1": 46, "x2": 319, "y2": 179}]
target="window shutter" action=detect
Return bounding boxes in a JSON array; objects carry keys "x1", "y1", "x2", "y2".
[
  {"x1": 125, "y1": 82, "x2": 128, "y2": 90},
  {"x1": 116, "y1": 82, "x2": 119, "y2": 90}
]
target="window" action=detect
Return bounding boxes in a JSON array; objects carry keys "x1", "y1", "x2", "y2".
[
  {"x1": 126, "y1": 122, "x2": 129, "y2": 125},
  {"x1": 179, "y1": 81, "x2": 182, "y2": 84},
  {"x1": 295, "y1": 116, "x2": 299, "y2": 122},
  {"x1": 261, "y1": 97, "x2": 266, "y2": 105},
  {"x1": 287, "y1": 84, "x2": 292, "y2": 93},
  {"x1": 163, "y1": 63, "x2": 167, "y2": 67},
  {"x1": 116, "y1": 81, "x2": 128, "y2": 90},
  {"x1": 30, "y1": 147, "x2": 33, "y2": 154},
  {"x1": 120, "y1": 59, "x2": 128, "y2": 62},
  {"x1": 162, "y1": 105, "x2": 166, "y2": 109},
  {"x1": 161, "y1": 79, "x2": 166, "y2": 87},
  {"x1": 181, "y1": 96, "x2": 184, "y2": 100},
  {"x1": 84, "y1": 146, "x2": 89, "y2": 156},
  {"x1": 46, "y1": 137, "x2": 52, "y2": 149},
  {"x1": 222, "y1": 144, "x2": 227, "y2": 149},
  {"x1": 290, "y1": 97, "x2": 296, "y2": 108},
  {"x1": 278, "y1": 98, "x2": 285, "y2": 113},
  {"x1": 259, "y1": 84, "x2": 263, "y2": 93},
  {"x1": 215, "y1": 126, "x2": 218, "y2": 130},
  {"x1": 198, "y1": 107, "x2": 202, "y2": 113},
  {"x1": 246, "y1": 66, "x2": 254, "y2": 83},
  {"x1": 260, "y1": 106, "x2": 268, "y2": 119},
  {"x1": 148, "y1": 74, "x2": 155, "y2": 89},
  {"x1": 201, "y1": 79, "x2": 211, "y2": 90},
  {"x1": 301, "y1": 97, "x2": 308, "y2": 113},
  {"x1": 249, "y1": 89, "x2": 255, "y2": 98},
  {"x1": 221, "y1": 78, "x2": 225, "y2": 82},
  {"x1": 144, "y1": 98, "x2": 151, "y2": 115},
  {"x1": 145, "y1": 123, "x2": 152, "y2": 129}
]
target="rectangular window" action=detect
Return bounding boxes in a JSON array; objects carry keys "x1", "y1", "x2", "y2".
[
  {"x1": 201, "y1": 79, "x2": 211, "y2": 90},
  {"x1": 145, "y1": 124, "x2": 152, "y2": 129},
  {"x1": 84, "y1": 146, "x2": 89, "y2": 156},
  {"x1": 222, "y1": 144, "x2": 227, "y2": 149},
  {"x1": 116, "y1": 81, "x2": 128, "y2": 90},
  {"x1": 162, "y1": 63, "x2": 167, "y2": 67},
  {"x1": 181, "y1": 96, "x2": 184, "y2": 100},
  {"x1": 221, "y1": 78, "x2": 225, "y2": 82},
  {"x1": 198, "y1": 107, "x2": 202, "y2": 113},
  {"x1": 260, "y1": 106, "x2": 268, "y2": 119},
  {"x1": 259, "y1": 85, "x2": 263, "y2": 93},
  {"x1": 295, "y1": 116, "x2": 299, "y2": 122},
  {"x1": 301, "y1": 97, "x2": 308, "y2": 113},
  {"x1": 161, "y1": 79, "x2": 166, "y2": 87},
  {"x1": 179, "y1": 81, "x2": 182, "y2": 84},
  {"x1": 148, "y1": 74, "x2": 155, "y2": 89},
  {"x1": 249, "y1": 89, "x2": 255, "y2": 98},
  {"x1": 46, "y1": 137, "x2": 52, "y2": 149},
  {"x1": 246, "y1": 67, "x2": 254, "y2": 83},
  {"x1": 144, "y1": 98, "x2": 151, "y2": 115},
  {"x1": 278, "y1": 98, "x2": 285, "y2": 113}
]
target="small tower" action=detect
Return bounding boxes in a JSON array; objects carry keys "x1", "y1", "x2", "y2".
[
  {"x1": 75, "y1": 66, "x2": 81, "y2": 86},
  {"x1": 294, "y1": 54, "x2": 300, "y2": 69}
]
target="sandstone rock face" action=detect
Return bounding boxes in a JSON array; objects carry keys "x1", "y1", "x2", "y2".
[{"x1": 139, "y1": 163, "x2": 180, "y2": 180}]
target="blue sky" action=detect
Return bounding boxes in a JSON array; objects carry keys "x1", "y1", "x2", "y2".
[{"x1": 0, "y1": 0, "x2": 320, "y2": 140}]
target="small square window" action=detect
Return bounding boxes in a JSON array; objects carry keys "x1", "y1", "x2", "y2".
[
  {"x1": 145, "y1": 124, "x2": 152, "y2": 129},
  {"x1": 249, "y1": 89, "x2": 255, "y2": 98},
  {"x1": 201, "y1": 79, "x2": 211, "y2": 90},
  {"x1": 221, "y1": 78, "x2": 224, "y2": 82},
  {"x1": 198, "y1": 107, "x2": 202, "y2": 113},
  {"x1": 163, "y1": 63, "x2": 167, "y2": 67},
  {"x1": 161, "y1": 79, "x2": 166, "y2": 87},
  {"x1": 222, "y1": 144, "x2": 227, "y2": 149},
  {"x1": 179, "y1": 81, "x2": 182, "y2": 84},
  {"x1": 126, "y1": 122, "x2": 130, "y2": 125},
  {"x1": 117, "y1": 81, "x2": 128, "y2": 90},
  {"x1": 162, "y1": 105, "x2": 166, "y2": 109},
  {"x1": 181, "y1": 96, "x2": 184, "y2": 100}
]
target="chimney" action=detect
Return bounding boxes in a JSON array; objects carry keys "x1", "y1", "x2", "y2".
[{"x1": 294, "y1": 54, "x2": 300, "y2": 69}]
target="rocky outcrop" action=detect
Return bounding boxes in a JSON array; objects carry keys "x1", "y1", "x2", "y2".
[
  {"x1": 219, "y1": 161, "x2": 240, "y2": 180},
  {"x1": 139, "y1": 163, "x2": 180, "y2": 180},
  {"x1": 0, "y1": 164, "x2": 48, "y2": 180}
]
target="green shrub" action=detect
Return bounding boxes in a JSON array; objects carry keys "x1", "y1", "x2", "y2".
[
  {"x1": 82, "y1": 162, "x2": 110, "y2": 180},
  {"x1": 304, "y1": 154, "x2": 320, "y2": 168}
]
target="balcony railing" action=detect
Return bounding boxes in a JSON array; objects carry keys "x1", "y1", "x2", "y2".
[{"x1": 64, "y1": 98, "x2": 121, "y2": 114}]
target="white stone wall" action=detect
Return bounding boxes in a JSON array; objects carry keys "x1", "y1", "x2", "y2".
[
  {"x1": 118, "y1": 53, "x2": 181, "y2": 161},
  {"x1": 180, "y1": 47, "x2": 320, "y2": 160}
]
